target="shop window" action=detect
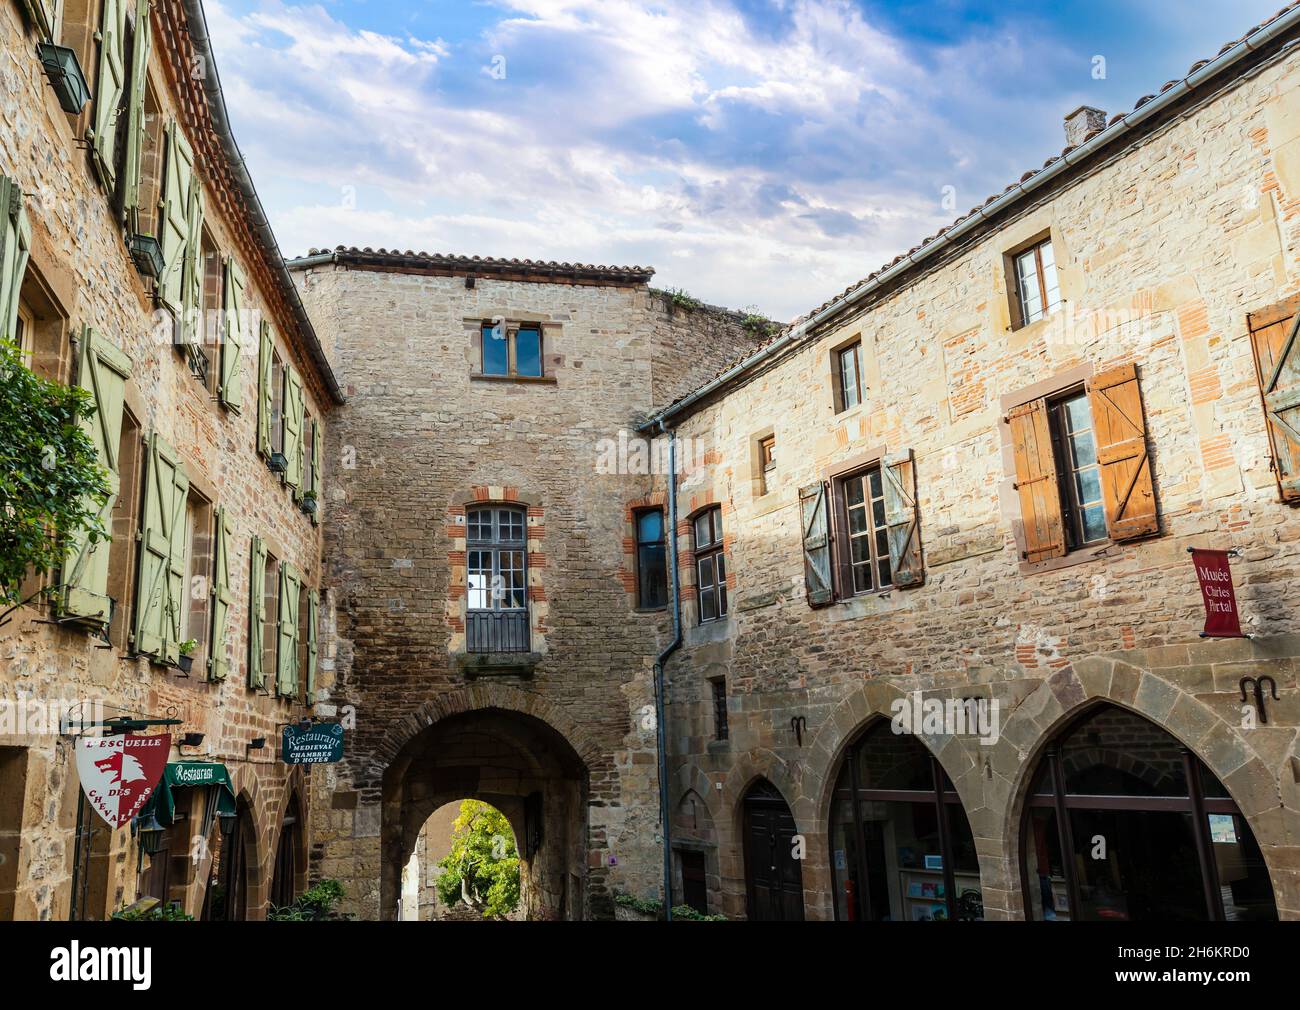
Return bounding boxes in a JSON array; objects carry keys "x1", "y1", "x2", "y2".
[
  {"x1": 829, "y1": 720, "x2": 982, "y2": 922},
  {"x1": 835, "y1": 340, "x2": 862, "y2": 413},
  {"x1": 1022, "y1": 705, "x2": 1277, "y2": 922},
  {"x1": 202, "y1": 802, "x2": 249, "y2": 921},
  {"x1": 692, "y1": 506, "x2": 726, "y2": 623},
  {"x1": 1008, "y1": 235, "x2": 1061, "y2": 329},
  {"x1": 466, "y1": 506, "x2": 529, "y2": 653},
  {"x1": 710, "y1": 677, "x2": 728, "y2": 741},
  {"x1": 477, "y1": 320, "x2": 545, "y2": 379},
  {"x1": 105, "y1": 405, "x2": 143, "y2": 650},
  {"x1": 634, "y1": 508, "x2": 666, "y2": 610}
]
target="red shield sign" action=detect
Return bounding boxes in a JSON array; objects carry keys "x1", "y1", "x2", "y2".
[
  {"x1": 1191, "y1": 548, "x2": 1244, "y2": 638},
  {"x1": 75, "y1": 733, "x2": 171, "y2": 828}
]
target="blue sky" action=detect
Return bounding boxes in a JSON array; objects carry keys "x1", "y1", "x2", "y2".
[{"x1": 206, "y1": 0, "x2": 1284, "y2": 320}]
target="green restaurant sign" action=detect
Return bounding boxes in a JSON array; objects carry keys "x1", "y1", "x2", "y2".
[{"x1": 282, "y1": 722, "x2": 344, "y2": 764}]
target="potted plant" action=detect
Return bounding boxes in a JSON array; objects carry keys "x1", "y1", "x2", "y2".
[
  {"x1": 176, "y1": 639, "x2": 198, "y2": 674},
  {"x1": 300, "y1": 490, "x2": 318, "y2": 516}
]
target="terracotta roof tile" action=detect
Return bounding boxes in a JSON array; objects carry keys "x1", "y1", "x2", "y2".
[{"x1": 295, "y1": 245, "x2": 655, "y2": 284}]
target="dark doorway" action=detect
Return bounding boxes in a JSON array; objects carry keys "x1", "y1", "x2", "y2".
[
  {"x1": 202, "y1": 802, "x2": 249, "y2": 921},
  {"x1": 270, "y1": 800, "x2": 300, "y2": 909},
  {"x1": 679, "y1": 849, "x2": 708, "y2": 915},
  {"x1": 742, "y1": 779, "x2": 804, "y2": 921}
]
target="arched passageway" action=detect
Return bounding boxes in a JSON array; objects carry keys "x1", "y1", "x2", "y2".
[{"x1": 381, "y1": 708, "x2": 588, "y2": 920}]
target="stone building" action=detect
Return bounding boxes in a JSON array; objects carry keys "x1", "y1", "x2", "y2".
[{"x1": 0, "y1": 0, "x2": 337, "y2": 919}]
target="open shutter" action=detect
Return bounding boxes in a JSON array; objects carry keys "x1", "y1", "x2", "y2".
[
  {"x1": 158, "y1": 122, "x2": 194, "y2": 314},
  {"x1": 310, "y1": 417, "x2": 323, "y2": 524},
  {"x1": 19, "y1": 0, "x2": 63, "y2": 39},
  {"x1": 305, "y1": 588, "x2": 319, "y2": 702},
  {"x1": 0, "y1": 177, "x2": 32, "y2": 344},
  {"x1": 219, "y1": 258, "x2": 246, "y2": 411},
  {"x1": 1008, "y1": 398, "x2": 1066, "y2": 564},
  {"x1": 248, "y1": 536, "x2": 267, "y2": 690},
  {"x1": 284, "y1": 366, "x2": 304, "y2": 492},
  {"x1": 61, "y1": 330, "x2": 131, "y2": 624},
  {"x1": 800, "y1": 482, "x2": 833, "y2": 607},
  {"x1": 1087, "y1": 362, "x2": 1159, "y2": 540},
  {"x1": 90, "y1": 0, "x2": 128, "y2": 188},
  {"x1": 1250, "y1": 312, "x2": 1300, "y2": 503},
  {"x1": 122, "y1": 0, "x2": 151, "y2": 228},
  {"x1": 276, "y1": 563, "x2": 300, "y2": 698},
  {"x1": 133, "y1": 433, "x2": 184, "y2": 659},
  {"x1": 162, "y1": 443, "x2": 189, "y2": 667},
  {"x1": 257, "y1": 321, "x2": 273, "y2": 458},
  {"x1": 881, "y1": 450, "x2": 925, "y2": 588},
  {"x1": 208, "y1": 506, "x2": 233, "y2": 681},
  {"x1": 182, "y1": 182, "x2": 205, "y2": 357}
]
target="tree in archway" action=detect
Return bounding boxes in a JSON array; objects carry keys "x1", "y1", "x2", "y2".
[{"x1": 435, "y1": 800, "x2": 520, "y2": 918}]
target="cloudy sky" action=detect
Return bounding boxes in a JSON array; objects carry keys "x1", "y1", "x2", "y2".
[{"x1": 207, "y1": 0, "x2": 1282, "y2": 321}]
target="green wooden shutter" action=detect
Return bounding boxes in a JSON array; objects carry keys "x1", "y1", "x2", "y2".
[
  {"x1": 133, "y1": 433, "x2": 186, "y2": 660},
  {"x1": 158, "y1": 122, "x2": 195, "y2": 314},
  {"x1": 19, "y1": 0, "x2": 63, "y2": 40},
  {"x1": 881, "y1": 451, "x2": 925, "y2": 588},
  {"x1": 219, "y1": 258, "x2": 246, "y2": 411},
  {"x1": 122, "y1": 0, "x2": 151, "y2": 230},
  {"x1": 310, "y1": 418, "x2": 322, "y2": 524},
  {"x1": 800, "y1": 482, "x2": 833, "y2": 607},
  {"x1": 284, "y1": 367, "x2": 304, "y2": 492},
  {"x1": 305, "y1": 588, "x2": 319, "y2": 702},
  {"x1": 90, "y1": 0, "x2": 128, "y2": 188},
  {"x1": 0, "y1": 177, "x2": 32, "y2": 344},
  {"x1": 208, "y1": 506, "x2": 233, "y2": 681},
  {"x1": 61, "y1": 330, "x2": 132, "y2": 624},
  {"x1": 257, "y1": 321, "x2": 273, "y2": 458},
  {"x1": 182, "y1": 183, "x2": 205, "y2": 357},
  {"x1": 248, "y1": 536, "x2": 267, "y2": 689},
  {"x1": 276, "y1": 563, "x2": 300, "y2": 698}
]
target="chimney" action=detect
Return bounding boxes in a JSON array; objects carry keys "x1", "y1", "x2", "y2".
[{"x1": 1063, "y1": 105, "x2": 1107, "y2": 148}]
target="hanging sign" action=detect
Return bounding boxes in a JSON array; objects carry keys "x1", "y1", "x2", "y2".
[
  {"x1": 281, "y1": 722, "x2": 344, "y2": 764},
  {"x1": 75, "y1": 733, "x2": 171, "y2": 828},
  {"x1": 1191, "y1": 548, "x2": 1244, "y2": 638}
]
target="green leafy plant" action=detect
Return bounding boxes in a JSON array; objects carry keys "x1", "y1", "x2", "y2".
[
  {"x1": 0, "y1": 339, "x2": 109, "y2": 617},
  {"x1": 434, "y1": 800, "x2": 520, "y2": 919},
  {"x1": 111, "y1": 901, "x2": 194, "y2": 921},
  {"x1": 663, "y1": 287, "x2": 703, "y2": 311},
  {"x1": 739, "y1": 306, "x2": 776, "y2": 338},
  {"x1": 268, "y1": 878, "x2": 351, "y2": 921},
  {"x1": 177, "y1": 638, "x2": 198, "y2": 657},
  {"x1": 613, "y1": 893, "x2": 727, "y2": 920}
]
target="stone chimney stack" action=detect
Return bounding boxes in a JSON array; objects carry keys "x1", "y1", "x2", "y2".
[{"x1": 1064, "y1": 105, "x2": 1108, "y2": 147}]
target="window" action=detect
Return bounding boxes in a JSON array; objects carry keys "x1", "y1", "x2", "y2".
[
  {"x1": 192, "y1": 231, "x2": 221, "y2": 391},
  {"x1": 1011, "y1": 237, "x2": 1061, "y2": 328},
  {"x1": 130, "y1": 80, "x2": 165, "y2": 241},
  {"x1": 181, "y1": 488, "x2": 213, "y2": 671},
  {"x1": 270, "y1": 352, "x2": 285, "y2": 455},
  {"x1": 1048, "y1": 390, "x2": 1107, "y2": 548},
  {"x1": 262, "y1": 549, "x2": 280, "y2": 682},
  {"x1": 711, "y1": 678, "x2": 728, "y2": 741},
  {"x1": 693, "y1": 506, "x2": 727, "y2": 623},
  {"x1": 634, "y1": 509, "x2": 667, "y2": 609},
  {"x1": 466, "y1": 506, "x2": 529, "y2": 652},
  {"x1": 479, "y1": 320, "x2": 544, "y2": 378},
  {"x1": 842, "y1": 465, "x2": 892, "y2": 594},
  {"x1": 1246, "y1": 302, "x2": 1300, "y2": 503},
  {"x1": 759, "y1": 436, "x2": 776, "y2": 495},
  {"x1": 105, "y1": 406, "x2": 143, "y2": 651},
  {"x1": 836, "y1": 341, "x2": 862, "y2": 412},
  {"x1": 302, "y1": 413, "x2": 315, "y2": 500}
]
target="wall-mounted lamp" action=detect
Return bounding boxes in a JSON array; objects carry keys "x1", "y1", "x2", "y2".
[
  {"x1": 180, "y1": 732, "x2": 205, "y2": 748},
  {"x1": 247, "y1": 737, "x2": 266, "y2": 751}
]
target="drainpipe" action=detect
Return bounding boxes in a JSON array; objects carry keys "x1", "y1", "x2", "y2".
[{"x1": 652, "y1": 423, "x2": 683, "y2": 921}]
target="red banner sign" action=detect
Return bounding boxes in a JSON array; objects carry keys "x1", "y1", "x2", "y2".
[
  {"x1": 75, "y1": 733, "x2": 171, "y2": 828},
  {"x1": 1191, "y1": 549, "x2": 1243, "y2": 638}
]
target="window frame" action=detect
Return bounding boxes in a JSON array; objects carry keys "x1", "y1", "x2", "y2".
[
  {"x1": 835, "y1": 340, "x2": 863, "y2": 414},
  {"x1": 759, "y1": 436, "x2": 776, "y2": 496},
  {"x1": 466, "y1": 506, "x2": 528, "y2": 613},
  {"x1": 633, "y1": 507, "x2": 667, "y2": 611},
  {"x1": 261, "y1": 549, "x2": 280, "y2": 683},
  {"x1": 180, "y1": 484, "x2": 214, "y2": 671},
  {"x1": 1008, "y1": 234, "x2": 1061, "y2": 330},
  {"x1": 477, "y1": 320, "x2": 546, "y2": 380},
  {"x1": 710, "y1": 677, "x2": 729, "y2": 741},
  {"x1": 836, "y1": 463, "x2": 894, "y2": 596},
  {"x1": 692, "y1": 505, "x2": 727, "y2": 624},
  {"x1": 1046, "y1": 386, "x2": 1107, "y2": 553}
]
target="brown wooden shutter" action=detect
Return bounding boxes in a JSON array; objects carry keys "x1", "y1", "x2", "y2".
[
  {"x1": 1008, "y1": 398, "x2": 1066, "y2": 564},
  {"x1": 800, "y1": 482, "x2": 833, "y2": 607},
  {"x1": 882, "y1": 450, "x2": 924, "y2": 587},
  {"x1": 1087, "y1": 362, "x2": 1159, "y2": 540},
  {"x1": 1249, "y1": 312, "x2": 1300, "y2": 503}
]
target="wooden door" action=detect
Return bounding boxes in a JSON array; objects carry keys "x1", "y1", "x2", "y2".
[{"x1": 743, "y1": 781, "x2": 805, "y2": 921}]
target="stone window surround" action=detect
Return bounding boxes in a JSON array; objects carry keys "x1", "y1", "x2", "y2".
[
  {"x1": 678, "y1": 497, "x2": 735, "y2": 631},
  {"x1": 622, "y1": 491, "x2": 669, "y2": 612},
  {"x1": 826, "y1": 330, "x2": 865, "y2": 415},
  {"x1": 466, "y1": 316, "x2": 562, "y2": 384},
  {"x1": 819, "y1": 443, "x2": 898, "y2": 602},
  {"x1": 747, "y1": 426, "x2": 777, "y2": 506}
]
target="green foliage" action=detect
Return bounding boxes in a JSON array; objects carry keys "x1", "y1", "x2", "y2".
[
  {"x1": 663, "y1": 287, "x2": 703, "y2": 311},
  {"x1": 0, "y1": 340, "x2": 109, "y2": 608},
  {"x1": 177, "y1": 638, "x2": 198, "y2": 656},
  {"x1": 111, "y1": 901, "x2": 194, "y2": 921},
  {"x1": 739, "y1": 305, "x2": 776, "y2": 338},
  {"x1": 268, "y1": 878, "x2": 351, "y2": 921},
  {"x1": 671, "y1": 904, "x2": 728, "y2": 921},
  {"x1": 613, "y1": 893, "x2": 727, "y2": 921},
  {"x1": 434, "y1": 800, "x2": 520, "y2": 919}
]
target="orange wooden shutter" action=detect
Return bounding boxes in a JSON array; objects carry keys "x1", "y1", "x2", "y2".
[
  {"x1": 1008, "y1": 398, "x2": 1065, "y2": 564},
  {"x1": 1087, "y1": 362, "x2": 1159, "y2": 540},
  {"x1": 1249, "y1": 311, "x2": 1300, "y2": 503}
]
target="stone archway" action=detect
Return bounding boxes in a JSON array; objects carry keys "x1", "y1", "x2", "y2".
[{"x1": 379, "y1": 700, "x2": 590, "y2": 921}]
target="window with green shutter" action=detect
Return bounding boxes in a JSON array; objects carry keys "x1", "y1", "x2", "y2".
[
  {"x1": 208, "y1": 506, "x2": 233, "y2": 681},
  {"x1": 310, "y1": 418, "x2": 322, "y2": 525},
  {"x1": 89, "y1": 0, "x2": 128, "y2": 188},
  {"x1": 0, "y1": 177, "x2": 32, "y2": 345},
  {"x1": 219, "y1": 258, "x2": 246, "y2": 412},
  {"x1": 18, "y1": 0, "x2": 63, "y2": 40},
  {"x1": 284, "y1": 366, "x2": 304, "y2": 493},
  {"x1": 257, "y1": 321, "x2": 274, "y2": 459},
  {"x1": 304, "y1": 588, "x2": 319, "y2": 702},
  {"x1": 60, "y1": 328, "x2": 132, "y2": 626},
  {"x1": 158, "y1": 122, "x2": 195, "y2": 317},
  {"x1": 248, "y1": 535, "x2": 268, "y2": 690},
  {"x1": 276, "y1": 563, "x2": 301, "y2": 698},
  {"x1": 121, "y1": 0, "x2": 151, "y2": 228},
  {"x1": 132, "y1": 433, "x2": 189, "y2": 664},
  {"x1": 182, "y1": 183, "x2": 206, "y2": 362}
]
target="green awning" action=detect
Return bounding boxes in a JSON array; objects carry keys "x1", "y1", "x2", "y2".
[{"x1": 140, "y1": 762, "x2": 237, "y2": 826}]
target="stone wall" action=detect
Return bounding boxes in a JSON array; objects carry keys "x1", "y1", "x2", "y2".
[{"x1": 659, "y1": 45, "x2": 1300, "y2": 920}]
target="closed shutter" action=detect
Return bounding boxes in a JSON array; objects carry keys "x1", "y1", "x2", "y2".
[
  {"x1": 0, "y1": 176, "x2": 32, "y2": 344},
  {"x1": 1250, "y1": 312, "x2": 1300, "y2": 503},
  {"x1": 122, "y1": 0, "x2": 151, "y2": 230},
  {"x1": 276, "y1": 563, "x2": 301, "y2": 698},
  {"x1": 208, "y1": 506, "x2": 233, "y2": 681},
  {"x1": 305, "y1": 588, "x2": 319, "y2": 701},
  {"x1": 248, "y1": 536, "x2": 267, "y2": 689},
  {"x1": 881, "y1": 450, "x2": 925, "y2": 588},
  {"x1": 800, "y1": 482, "x2": 833, "y2": 607},
  {"x1": 257, "y1": 321, "x2": 273, "y2": 458},
  {"x1": 1008, "y1": 398, "x2": 1066, "y2": 564},
  {"x1": 1087, "y1": 362, "x2": 1159, "y2": 540},
  {"x1": 61, "y1": 329, "x2": 132, "y2": 624},
  {"x1": 90, "y1": 0, "x2": 128, "y2": 188},
  {"x1": 219, "y1": 258, "x2": 246, "y2": 411},
  {"x1": 19, "y1": 0, "x2": 63, "y2": 39},
  {"x1": 284, "y1": 366, "x2": 304, "y2": 492},
  {"x1": 158, "y1": 122, "x2": 195, "y2": 314},
  {"x1": 133, "y1": 433, "x2": 188, "y2": 662}
]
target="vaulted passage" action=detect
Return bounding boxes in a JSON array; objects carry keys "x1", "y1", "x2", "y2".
[{"x1": 380, "y1": 709, "x2": 589, "y2": 920}]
